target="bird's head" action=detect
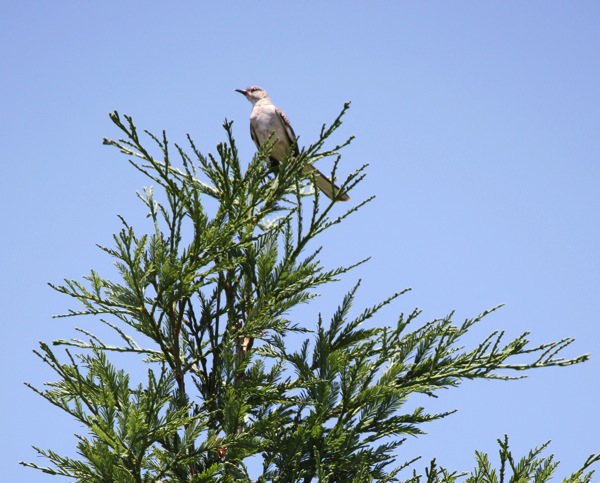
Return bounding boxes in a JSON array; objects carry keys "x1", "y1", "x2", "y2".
[{"x1": 235, "y1": 86, "x2": 270, "y2": 105}]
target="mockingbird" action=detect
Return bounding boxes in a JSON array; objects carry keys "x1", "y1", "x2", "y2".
[{"x1": 236, "y1": 86, "x2": 350, "y2": 201}]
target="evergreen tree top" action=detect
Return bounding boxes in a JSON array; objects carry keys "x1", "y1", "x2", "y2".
[{"x1": 22, "y1": 105, "x2": 597, "y2": 482}]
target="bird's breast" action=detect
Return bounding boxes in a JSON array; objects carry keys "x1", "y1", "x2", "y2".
[
  {"x1": 249, "y1": 104, "x2": 291, "y2": 162},
  {"x1": 250, "y1": 109, "x2": 280, "y2": 143}
]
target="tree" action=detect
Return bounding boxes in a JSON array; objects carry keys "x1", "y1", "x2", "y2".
[{"x1": 22, "y1": 105, "x2": 598, "y2": 482}]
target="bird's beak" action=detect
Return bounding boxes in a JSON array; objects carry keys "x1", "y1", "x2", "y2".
[{"x1": 235, "y1": 88, "x2": 247, "y2": 95}]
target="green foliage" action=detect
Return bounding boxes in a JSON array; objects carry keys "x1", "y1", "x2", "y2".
[
  {"x1": 23, "y1": 106, "x2": 595, "y2": 482},
  {"x1": 416, "y1": 436, "x2": 600, "y2": 483}
]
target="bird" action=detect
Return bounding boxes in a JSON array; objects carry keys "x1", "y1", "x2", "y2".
[{"x1": 235, "y1": 86, "x2": 350, "y2": 201}]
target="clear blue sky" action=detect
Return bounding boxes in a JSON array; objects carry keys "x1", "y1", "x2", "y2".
[{"x1": 2, "y1": 2, "x2": 599, "y2": 480}]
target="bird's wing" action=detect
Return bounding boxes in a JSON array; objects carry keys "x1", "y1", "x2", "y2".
[{"x1": 275, "y1": 107, "x2": 300, "y2": 155}]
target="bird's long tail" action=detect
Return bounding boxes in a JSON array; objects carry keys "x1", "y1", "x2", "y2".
[{"x1": 304, "y1": 164, "x2": 350, "y2": 202}]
